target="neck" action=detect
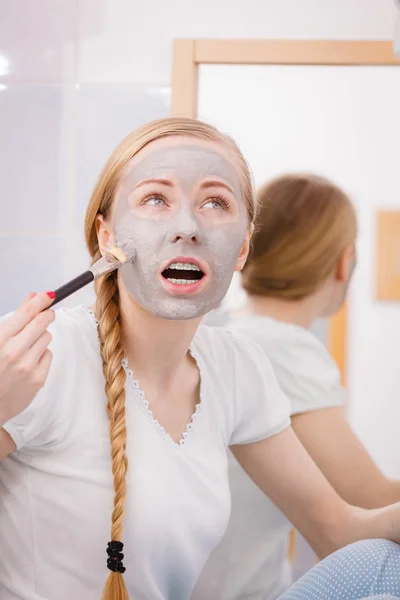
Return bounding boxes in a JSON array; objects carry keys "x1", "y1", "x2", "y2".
[
  {"x1": 245, "y1": 294, "x2": 322, "y2": 328},
  {"x1": 117, "y1": 286, "x2": 201, "y2": 387}
]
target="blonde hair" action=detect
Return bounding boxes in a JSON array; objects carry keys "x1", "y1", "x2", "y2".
[
  {"x1": 84, "y1": 117, "x2": 256, "y2": 600},
  {"x1": 241, "y1": 173, "x2": 357, "y2": 300}
]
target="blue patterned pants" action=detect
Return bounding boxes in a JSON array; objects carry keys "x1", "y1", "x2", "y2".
[{"x1": 279, "y1": 539, "x2": 400, "y2": 600}]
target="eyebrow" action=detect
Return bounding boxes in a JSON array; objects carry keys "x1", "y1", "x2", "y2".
[
  {"x1": 133, "y1": 178, "x2": 174, "y2": 190},
  {"x1": 200, "y1": 180, "x2": 235, "y2": 195}
]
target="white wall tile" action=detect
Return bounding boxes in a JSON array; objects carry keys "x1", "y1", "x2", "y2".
[
  {"x1": 63, "y1": 229, "x2": 96, "y2": 309},
  {"x1": 0, "y1": 0, "x2": 77, "y2": 82},
  {"x1": 0, "y1": 235, "x2": 67, "y2": 315},
  {"x1": 74, "y1": 84, "x2": 170, "y2": 226},
  {"x1": 0, "y1": 84, "x2": 72, "y2": 232}
]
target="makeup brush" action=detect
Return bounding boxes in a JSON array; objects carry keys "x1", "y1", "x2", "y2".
[{"x1": 51, "y1": 239, "x2": 136, "y2": 307}]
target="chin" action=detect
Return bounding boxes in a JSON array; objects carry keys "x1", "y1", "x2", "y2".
[
  {"x1": 148, "y1": 300, "x2": 210, "y2": 321},
  {"x1": 152, "y1": 311, "x2": 205, "y2": 322}
]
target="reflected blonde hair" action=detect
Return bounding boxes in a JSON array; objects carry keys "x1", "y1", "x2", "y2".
[
  {"x1": 84, "y1": 117, "x2": 256, "y2": 600},
  {"x1": 242, "y1": 173, "x2": 357, "y2": 299}
]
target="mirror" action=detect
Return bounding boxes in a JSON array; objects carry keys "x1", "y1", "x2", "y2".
[{"x1": 172, "y1": 39, "x2": 400, "y2": 579}]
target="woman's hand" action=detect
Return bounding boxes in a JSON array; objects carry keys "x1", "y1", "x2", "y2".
[{"x1": 0, "y1": 292, "x2": 55, "y2": 427}]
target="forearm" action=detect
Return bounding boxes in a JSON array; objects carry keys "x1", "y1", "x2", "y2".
[
  {"x1": 327, "y1": 477, "x2": 400, "y2": 510},
  {"x1": 233, "y1": 428, "x2": 400, "y2": 561},
  {"x1": 231, "y1": 430, "x2": 361, "y2": 558},
  {"x1": 306, "y1": 500, "x2": 400, "y2": 560},
  {"x1": 292, "y1": 408, "x2": 400, "y2": 510},
  {"x1": 307, "y1": 460, "x2": 400, "y2": 511},
  {"x1": 356, "y1": 502, "x2": 400, "y2": 545},
  {"x1": 364, "y1": 479, "x2": 400, "y2": 509},
  {"x1": 281, "y1": 494, "x2": 371, "y2": 559},
  {"x1": 295, "y1": 497, "x2": 353, "y2": 559},
  {"x1": 312, "y1": 469, "x2": 400, "y2": 510}
]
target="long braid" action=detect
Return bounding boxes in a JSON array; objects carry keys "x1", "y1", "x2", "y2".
[{"x1": 96, "y1": 269, "x2": 129, "y2": 600}]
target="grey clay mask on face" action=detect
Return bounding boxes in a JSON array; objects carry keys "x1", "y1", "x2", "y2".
[{"x1": 112, "y1": 144, "x2": 248, "y2": 320}]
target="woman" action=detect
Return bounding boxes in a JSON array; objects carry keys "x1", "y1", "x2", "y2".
[
  {"x1": 1, "y1": 121, "x2": 400, "y2": 600},
  {"x1": 194, "y1": 173, "x2": 400, "y2": 600}
]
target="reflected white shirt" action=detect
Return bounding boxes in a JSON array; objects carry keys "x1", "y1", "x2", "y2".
[{"x1": 193, "y1": 313, "x2": 346, "y2": 600}]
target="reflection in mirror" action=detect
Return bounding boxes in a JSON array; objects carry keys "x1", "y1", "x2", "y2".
[
  {"x1": 199, "y1": 63, "x2": 400, "y2": 471},
  {"x1": 195, "y1": 62, "x2": 400, "y2": 592}
]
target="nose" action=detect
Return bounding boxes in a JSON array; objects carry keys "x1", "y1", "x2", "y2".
[{"x1": 171, "y1": 208, "x2": 200, "y2": 244}]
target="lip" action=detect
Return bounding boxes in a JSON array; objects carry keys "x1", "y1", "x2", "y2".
[{"x1": 158, "y1": 256, "x2": 210, "y2": 296}]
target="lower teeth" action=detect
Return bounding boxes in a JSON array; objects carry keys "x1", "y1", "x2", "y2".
[{"x1": 167, "y1": 278, "x2": 196, "y2": 285}]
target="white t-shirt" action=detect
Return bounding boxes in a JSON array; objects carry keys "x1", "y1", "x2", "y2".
[
  {"x1": 192, "y1": 313, "x2": 346, "y2": 600},
  {"x1": 0, "y1": 306, "x2": 290, "y2": 600}
]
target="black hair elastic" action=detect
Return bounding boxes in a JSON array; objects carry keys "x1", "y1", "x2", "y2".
[{"x1": 106, "y1": 541, "x2": 126, "y2": 574}]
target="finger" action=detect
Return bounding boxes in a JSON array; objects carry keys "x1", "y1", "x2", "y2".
[
  {"x1": 0, "y1": 292, "x2": 55, "y2": 342},
  {"x1": 6, "y1": 311, "x2": 55, "y2": 359},
  {"x1": 0, "y1": 310, "x2": 54, "y2": 364},
  {"x1": 20, "y1": 292, "x2": 37, "y2": 307},
  {"x1": 34, "y1": 349, "x2": 53, "y2": 389},
  {"x1": 22, "y1": 330, "x2": 53, "y2": 367}
]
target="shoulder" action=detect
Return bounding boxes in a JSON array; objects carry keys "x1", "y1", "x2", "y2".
[
  {"x1": 228, "y1": 316, "x2": 345, "y2": 414},
  {"x1": 227, "y1": 314, "x2": 339, "y2": 377},
  {"x1": 195, "y1": 323, "x2": 271, "y2": 373},
  {"x1": 227, "y1": 314, "x2": 310, "y2": 352},
  {"x1": 45, "y1": 305, "x2": 100, "y2": 365},
  {"x1": 195, "y1": 325, "x2": 290, "y2": 446},
  {"x1": 265, "y1": 324, "x2": 342, "y2": 388},
  {"x1": 49, "y1": 304, "x2": 98, "y2": 342}
]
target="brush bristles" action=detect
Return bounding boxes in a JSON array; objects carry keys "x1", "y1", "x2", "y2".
[
  {"x1": 108, "y1": 246, "x2": 128, "y2": 263},
  {"x1": 107, "y1": 240, "x2": 136, "y2": 264}
]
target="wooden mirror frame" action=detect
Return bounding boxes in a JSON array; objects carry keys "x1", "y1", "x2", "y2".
[{"x1": 170, "y1": 39, "x2": 400, "y2": 384}]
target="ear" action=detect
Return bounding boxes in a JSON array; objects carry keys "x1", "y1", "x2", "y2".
[
  {"x1": 96, "y1": 214, "x2": 115, "y2": 256},
  {"x1": 336, "y1": 243, "x2": 356, "y2": 283},
  {"x1": 234, "y1": 224, "x2": 254, "y2": 272}
]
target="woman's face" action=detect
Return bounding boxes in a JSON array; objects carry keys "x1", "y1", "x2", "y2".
[{"x1": 98, "y1": 136, "x2": 251, "y2": 320}]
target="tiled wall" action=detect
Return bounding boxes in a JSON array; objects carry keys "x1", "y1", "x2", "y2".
[{"x1": 0, "y1": 2, "x2": 170, "y2": 314}]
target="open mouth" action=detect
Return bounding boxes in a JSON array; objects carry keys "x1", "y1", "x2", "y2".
[{"x1": 161, "y1": 261, "x2": 205, "y2": 285}]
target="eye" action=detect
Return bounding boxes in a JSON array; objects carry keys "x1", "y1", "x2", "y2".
[
  {"x1": 203, "y1": 195, "x2": 231, "y2": 211},
  {"x1": 142, "y1": 194, "x2": 167, "y2": 207}
]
